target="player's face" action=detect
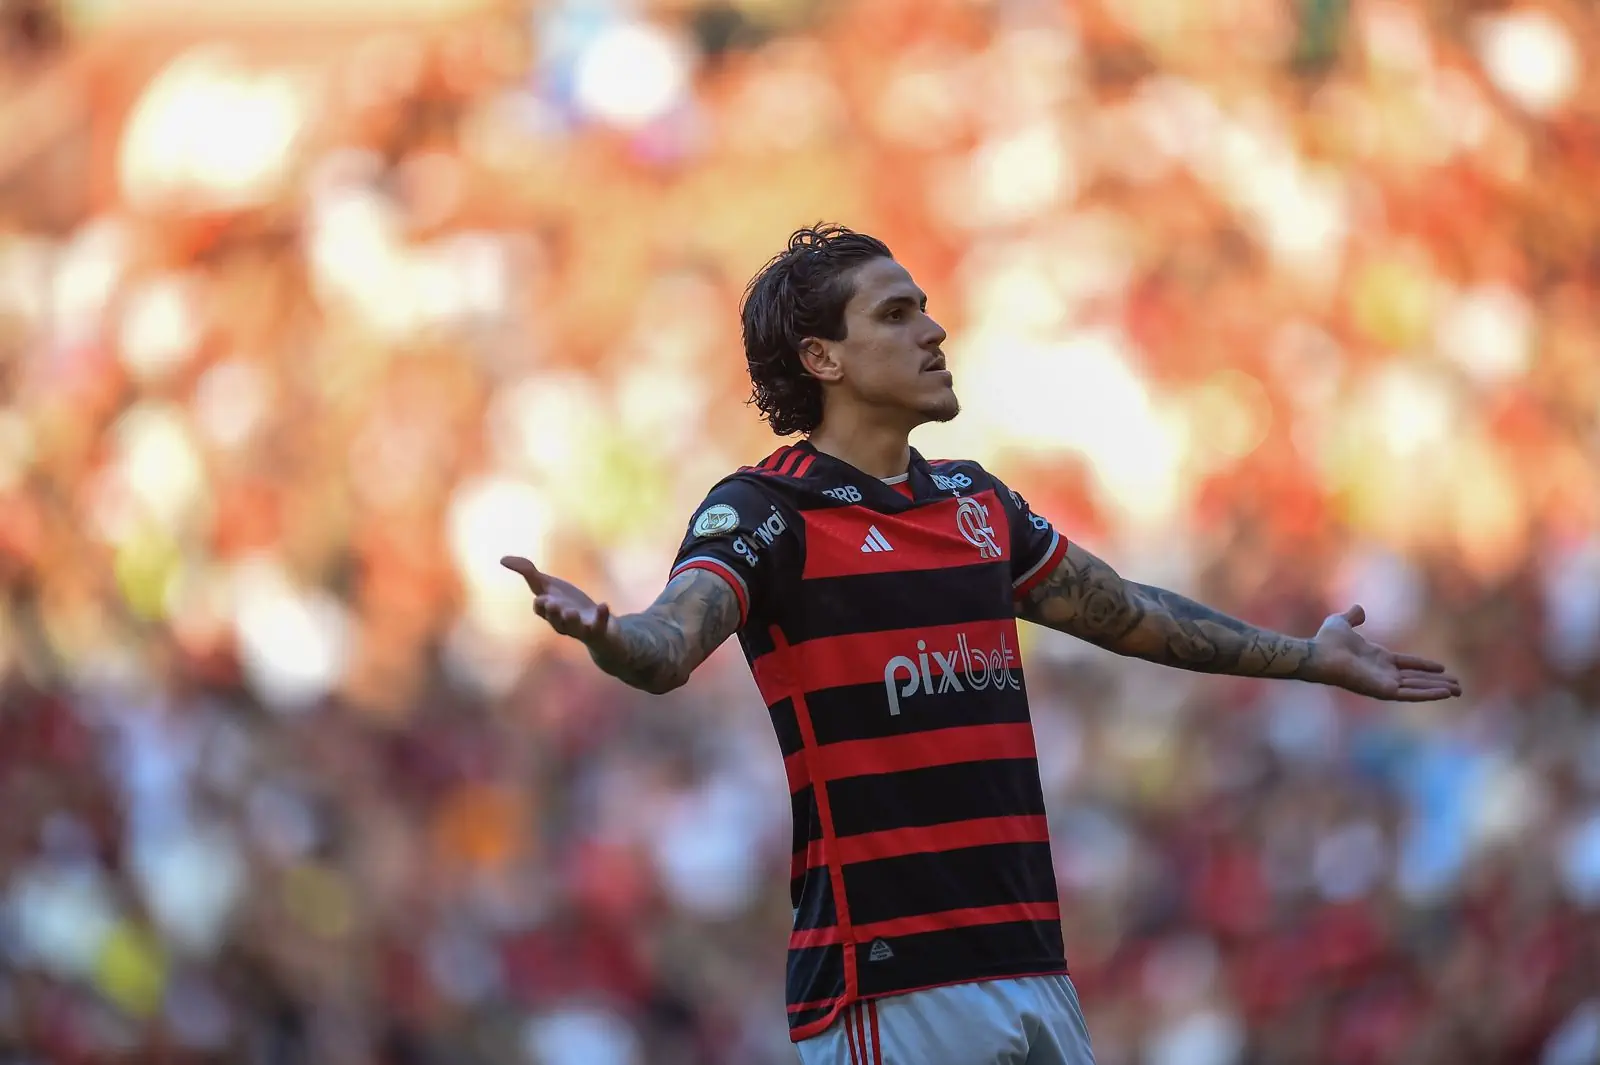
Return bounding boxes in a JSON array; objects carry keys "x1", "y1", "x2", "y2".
[{"x1": 825, "y1": 257, "x2": 957, "y2": 427}]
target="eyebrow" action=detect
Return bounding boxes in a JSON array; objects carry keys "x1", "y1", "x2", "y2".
[{"x1": 869, "y1": 290, "x2": 928, "y2": 314}]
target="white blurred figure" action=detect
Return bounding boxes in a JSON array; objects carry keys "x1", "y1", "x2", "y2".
[
  {"x1": 651, "y1": 765, "x2": 770, "y2": 920},
  {"x1": 522, "y1": 1005, "x2": 642, "y2": 1065},
  {"x1": 1558, "y1": 807, "x2": 1600, "y2": 908},
  {"x1": 1542, "y1": 536, "x2": 1600, "y2": 675},
  {"x1": 1543, "y1": 1000, "x2": 1600, "y2": 1065},
  {"x1": 1140, "y1": 936, "x2": 1244, "y2": 1065}
]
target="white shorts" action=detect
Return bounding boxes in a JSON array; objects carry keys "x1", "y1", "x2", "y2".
[{"x1": 794, "y1": 974, "x2": 1095, "y2": 1065}]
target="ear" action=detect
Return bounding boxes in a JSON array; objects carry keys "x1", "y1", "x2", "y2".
[{"x1": 797, "y1": 338, "x2": 844, "y2": 384}]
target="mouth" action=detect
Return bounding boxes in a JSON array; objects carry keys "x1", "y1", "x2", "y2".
[{"x1": 922, "y1": 353, "x2": 947, "y2": 373}]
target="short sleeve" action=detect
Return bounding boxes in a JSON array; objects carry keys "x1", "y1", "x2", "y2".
[
  {"x1": 993, "y1": 477, "x2": 1068, "y2": 600},
  {"x1": 670, "y1": 478, "x2": 798, "y2": 629}
]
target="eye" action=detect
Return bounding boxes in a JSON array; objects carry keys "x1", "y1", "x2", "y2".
[{"x1": 885, "y1": 308, "x2": 904, "y2": 321}]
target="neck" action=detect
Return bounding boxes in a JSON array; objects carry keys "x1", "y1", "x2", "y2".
[{"x1": 806, "y1": 413, "x2": 913, "y2": 481}]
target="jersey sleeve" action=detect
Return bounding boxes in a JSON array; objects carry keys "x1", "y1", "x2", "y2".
[
  {"x1": 669, "y1": 477, "x2": 798, "y2": 629},
  {"x1": 992, "y1": 476, "x2": 1069, "y2": 600}
]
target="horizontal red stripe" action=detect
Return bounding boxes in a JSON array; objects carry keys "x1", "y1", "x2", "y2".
[
  {"x1": 791, "y1": 814, "x2": 1050, "y2": 881},
  {"x1": 843, "y1": 814, "x2": 1051, "y2": 866},
  {"x1": 801, "y1": 490, "x2": 1010, "y2": 580},
  {"x1": 779, "y1": 721, "x2": 1034, "y2": 795},
  {"x1": 789, "y1": 901, "x2": 1061, "y2": 949},
  {"x1": 752, "y1": 618, "x2": 1021, "y2": 704},
  {"x1": 814, "y1": 722, "x2": 1037, "y2": 782}
]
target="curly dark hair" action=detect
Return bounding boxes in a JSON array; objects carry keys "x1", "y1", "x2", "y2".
[{"x1": 741, "y1": 224, "x2": 895, "y2": 436}]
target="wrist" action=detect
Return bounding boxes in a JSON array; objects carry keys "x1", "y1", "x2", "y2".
[{"x1": 1298, "y1": 637, "x2": 1335, "y2": 685}]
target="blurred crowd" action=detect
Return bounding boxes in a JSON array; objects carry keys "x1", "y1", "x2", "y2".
[{"x1": 1, "y1": 0, "x2": 1598, "y2": 1063}]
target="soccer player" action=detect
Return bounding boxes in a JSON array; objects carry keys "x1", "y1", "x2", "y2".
[{"x1": 501, "y1": 225, "x2": 1462, "y2": 1065}]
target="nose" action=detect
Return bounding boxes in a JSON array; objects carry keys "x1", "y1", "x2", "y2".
[{"x1": 922, "y1": 314, "x2": 948, "y2": 349}]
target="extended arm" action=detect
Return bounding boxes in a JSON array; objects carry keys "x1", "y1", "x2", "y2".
[
  {"x1": 588, "y1": 570, "x2": 742, "y2": 694},
  {"x1": 501, "y1": 557, "x2": 742, "y2": 695},
  {"x1": 1017, "y1": 542, "x2": 1461, "y2": 700},
  {"x1": 1019, "y1": 542, "x2": 1315, "y2": 677}
]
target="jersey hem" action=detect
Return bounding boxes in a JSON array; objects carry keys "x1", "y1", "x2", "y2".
[{"x1": 788, "y1": 960, "x2": 1071, "y2": 1043}]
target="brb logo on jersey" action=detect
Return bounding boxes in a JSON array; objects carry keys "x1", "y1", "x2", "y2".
[
  {"x1": 822, "y1": 485, "x2": 863, "y2": 504},
  {"x1": 883, "y1": 631, "x2": 1020, "y2": 715},
  {"x1": 932, "y1": 472, "x2": 972, "y2": 494},
  {"x1": 956, "y1": 496, "x2": 1002, "y2": 559}
]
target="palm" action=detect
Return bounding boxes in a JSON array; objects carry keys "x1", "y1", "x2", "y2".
[
  {"x1": 500, "y1": 555, "x2": 612, "y2": 644},
  {"x1": 1313, "y1": 606, "x2": 1461, "y2": 702}
]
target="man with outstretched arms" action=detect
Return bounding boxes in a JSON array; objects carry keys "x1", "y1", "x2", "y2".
[{"x1": 503, "y1": 225, "x2": 1461, "y2": 1065}]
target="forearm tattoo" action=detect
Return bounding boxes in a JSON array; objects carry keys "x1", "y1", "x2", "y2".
[
  {"x1": 1019, "y1": 545, "x2": 1317, "y2": 679},
  {"x1": 589, "y1": 570, "x2": 742, "y2": 694}
]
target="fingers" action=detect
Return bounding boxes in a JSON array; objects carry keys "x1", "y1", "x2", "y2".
[
  {"x1": 1391, "y1": 687, "x2": 1458, "y2": 702},
  {"x1": 500, "y1": 556, "x2": 546, "y2": 594},
  {"x1": 532, "y1": 597, "x2": 611, "y2": 641},
  {"x1": 1397, "y1": 671, "x2": 1463, "y2": 698},
  {"x1": 1340, "y1": 604, "x2": 1366, "y2": 627},
  {"x1": 1392, "y1": 654, "x2": 1445, "y2": 673}
]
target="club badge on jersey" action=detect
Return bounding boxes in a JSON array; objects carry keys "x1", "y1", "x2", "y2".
[
  {"x1": 956, "y1": 496, "x2": 1002, "y2": 559},
  {"x1": 692, "y1": 504, "x2": 740, "y2": 539}
]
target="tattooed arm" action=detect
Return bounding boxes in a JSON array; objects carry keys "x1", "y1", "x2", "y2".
[
  {"x1": 1018, "y1": 542, "x2": 1315, "y2": 677},
  {"x1": 500, "y1": 558, "x2": 741, "y2": 695},
  {"x1": 587, "y1": 571, "x2": 742, "y2": 694},
  {"x1": 1017, "y1": 542, "x2": 1462, "y2": 701}
]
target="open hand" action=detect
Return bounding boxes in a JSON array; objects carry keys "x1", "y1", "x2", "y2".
[
  {"x1": 1312, "y1": 605, "x2": 1461, "y2": 701},
  {"x1": 500, "y1": 556, "x2": 613, "y2": 645}
]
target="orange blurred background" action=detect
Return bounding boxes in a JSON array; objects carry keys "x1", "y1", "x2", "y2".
[{"x1": 0, "y1": 1, "x2": 1597, "y2": 1063}]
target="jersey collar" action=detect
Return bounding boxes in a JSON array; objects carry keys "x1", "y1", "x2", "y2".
[{"x1": 792, "y1": 440, "x2": 934, "y2": 508}]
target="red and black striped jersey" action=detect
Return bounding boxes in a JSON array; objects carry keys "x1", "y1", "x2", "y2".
[{"x1": 670, "y1": 440, "x2": 1071, "y2": 1041}]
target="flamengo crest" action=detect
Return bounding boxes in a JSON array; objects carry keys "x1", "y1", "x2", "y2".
[{"x1": 956, "y1": 496, "x2": 1001, "y2": 559}]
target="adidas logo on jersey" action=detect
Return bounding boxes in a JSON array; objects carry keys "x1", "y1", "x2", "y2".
[
  {"x1": 868, "y1": 939, "x2": 895, "y2": 962},
  {"x1": 860, "y1": 526, "x2": 894, "y2": 553}
]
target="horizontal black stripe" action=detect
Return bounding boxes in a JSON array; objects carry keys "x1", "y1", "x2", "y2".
[
  {"x1": 791, "y1": 864, "x2": 837, "y2": 929},
  {"x1": 787, "y1": 944, "x2": 844, "y2": 1019},
  {"x1": 783, "y1": 565, "x2": 1014, "y2": 643},
  {"x1": 842, "y1": 842, "x2": 1058, "y2": 926},
  {"x1": 769, "y1": 697, "x2": 803, "y2": 758},
  {"x1": 805, "y1": 680, "x2": 1032, "y2": 746},
  {"x1": 827, "y1": 759, "x2": 1045, "y2": 838},
  {"x1": 792, "y1": 786, "x2": 822, "y2": 847},
  {"x1": 853, "y1": 919, "x2": 1065, "y2": 998}
]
